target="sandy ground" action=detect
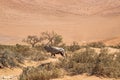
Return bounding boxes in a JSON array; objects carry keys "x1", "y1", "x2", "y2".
[
  {"x1": 52, "y1": 74, "x2": 119, "y2": 80},
  {"x1": 0, "y1": 56, "x2": 120, "y2": 80},
  {"x1": 0, "y1": 68, "x2": 22, "y2": 80},
  {"x1": 0, "y1": 58, "x2": 57, "y2": 80}
]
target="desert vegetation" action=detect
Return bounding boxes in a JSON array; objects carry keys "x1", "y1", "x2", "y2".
[
  {"x1": 86, "y1": 42, "x2": 105, "y2": 48},
  {"x1": 19, "y1": 63, "x2": 63, "y2": 80},
  {"x1": 0, "y1": 31, "x2": 120, "y2": 80},
  {"x1": 58, "y1": 48, "x2": 120, "y2": 78}
]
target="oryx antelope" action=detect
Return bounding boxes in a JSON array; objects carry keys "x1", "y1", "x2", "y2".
[{"x1": 44, "y1": 45, "x2": 65, "y2": 57}]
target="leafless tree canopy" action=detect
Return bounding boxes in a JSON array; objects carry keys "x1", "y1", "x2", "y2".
[{"x1": 23, "y1": 35, "x2": 43, "y2": 47}]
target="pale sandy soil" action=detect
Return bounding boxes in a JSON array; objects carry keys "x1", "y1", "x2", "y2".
[
  {"x1": 0, "y1": 68, "x2": 22, "y2": 76},
  {"x1": 0, "y1": 68, "x2": 119, "y2": 80},
  {"x1": 0, "y1": 68, "x2": 22, "y2": 80},
  {"x1": 52, "y1": 74, "x2": 119, "y2": 80}
]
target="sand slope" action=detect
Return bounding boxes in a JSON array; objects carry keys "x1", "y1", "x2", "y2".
[{"x1": 0, "y1": 0, "x2": 120, "y2": 44}]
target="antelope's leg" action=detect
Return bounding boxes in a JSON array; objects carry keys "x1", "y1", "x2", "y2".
[
  {"x1": 51, "y1": 53, "x2": 55, "y2": 57},
  {"x1": 60, "y1": 52, "x2": 64, "y2": 56},
  {"x1": 54, "y1": 53, "x2": 55, "y2": 56}
]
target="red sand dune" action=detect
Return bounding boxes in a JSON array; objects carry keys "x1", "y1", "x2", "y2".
[
  {"x1": 103, "y1": 37, "x2": 120, "y2": 45},
  {"x1": 0, "y1": 0, "x2": 120, "y2": 44}
]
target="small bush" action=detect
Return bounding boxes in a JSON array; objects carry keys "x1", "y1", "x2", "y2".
[
  {"x1": 109, "y1": 43, "x2": 120, "y2": 49},
  {"x1": 0, "y1": 50, "x2": 24, "y2": 68},
  {"x1": 58, "y1": 48, "x2": 97, "y2": 74},
  {"x1": 87, "y1": 42, "x2": 105, "y2": 48},
  {"x1": 31, "y1": 51, "x2": 48, "y2": 61},
  {"x1": 71, "y1": 48, "x2": 97, "y2": 63},
  {"x1": 68, "y1": 41, "x2": 81, "y2": 52},
  {"x1": 92, "y1": 49, "x2": 120, "y2": 78},
  {"x1": 14, "y1": 46, "x2": 48, "y2": 61},
  {"x1": 58, "y1": 48, "x2": 120, "y2": 78},
  {"x1": 0, "y1": 45, "x2": 15, "y2": 52},
  {"x1": 19, "y1": 63, "x2": 62, "y2": 80},
  {"x1": 14, "y1": 44, "x2": 30, "y2": 53},
  {"x1": 35, "y1": 44, "x2": 45, "y2": 51}
]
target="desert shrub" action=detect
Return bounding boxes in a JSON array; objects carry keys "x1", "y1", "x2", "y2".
[
  {"x1": 92, "y1": 49, "x2": 120, "y2": 78},
  {"x1": 0, "y1": 44, "x2": 30, "y2": 58},
  {"x1": 87, "y1": 42, "x2": 105, "y2": 48},
  {"x1": 71, "y1": 48, "x2": 97, "y2": 63},
  {"x1": 19, "y1": 63, "x2": 62, "y2": 80},
  {"x1": 2, "y1": 44, "x2": 48, "y2": 61},
  {"x1": 14, "y1": 44, "x2": 30, "y2": 53},
  {"x1": 0, "y1": 50, "x2": 24, "y2": 68},
  {"x1": 35, "y1": 44, "x2": 45, "y2": 51},
  {"x1": 109, "y1": 43, "x2": 120, "y2": 49},
  {"x1": 58, "y1": 48, "x2": 97, "y2": 75},
  {"x1": 0, "y1": 44, "x2": 48, "y2": 62},
  {"x1": 17, "y1": 47, "x2": 48, "y2": 61},
  {"x1": 30, "y1": 51, "x2": 48, "y2": 61},
  {"x1": 0, "y1": 45, "x2": 15, "y2": 52},
  {"x1": 58, "y1": 48, "x2": 120, "y2": 78},
  {"x1": 0, "y1": 45, "x2": 5, "y2": 51},
  {"x1": 115, "y1": 52, "x2": 120, "y2": 62},
  {"x1": 70, "y1": 63, "x2": 94, "y2": 75},
  {"x1": 17, "y1": 49, "x2": 35, "y2": 58},
  {"x1": 68, "y1": 41, "x2": 81, "y2": 52},
  {"x1": 59, "y1": 43, "x2": 67, "y2": 50}
]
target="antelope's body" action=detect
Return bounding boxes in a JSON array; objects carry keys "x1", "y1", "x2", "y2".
[{"x1": 44, "y1": 45, "x2": 65, "y2": 57}]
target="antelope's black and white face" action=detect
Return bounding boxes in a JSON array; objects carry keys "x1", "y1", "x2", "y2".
[{"x1": 44, "y1": 45, "x2": 51, "y2": 52}]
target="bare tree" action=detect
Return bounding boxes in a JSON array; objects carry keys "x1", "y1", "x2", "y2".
[
  {"x1": 41, "y1": 31, "x2": 63, "y2": 46},
  {"x1": 23, "y1": 35, "x2": 43, "y2": 47}
]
